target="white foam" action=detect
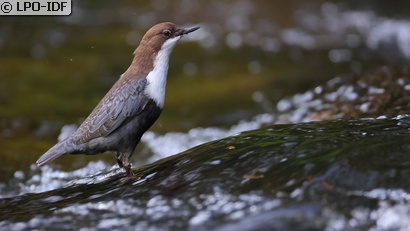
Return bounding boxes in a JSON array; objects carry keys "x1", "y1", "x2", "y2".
[
  {"x1": 367, "y1": 20, "x2": 410, "y2": 60},
  {"x1": 141, "y1": 113, "x2": 274, "y2": 162}
]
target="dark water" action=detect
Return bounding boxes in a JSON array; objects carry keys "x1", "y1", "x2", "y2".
[{"x1": 1, "y1": 116, "x2": 410, "y2": 230}]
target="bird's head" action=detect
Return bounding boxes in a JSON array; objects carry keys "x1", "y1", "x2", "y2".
[{"x1": 137, "y1": 22, "x2": 200, "y2": 55}]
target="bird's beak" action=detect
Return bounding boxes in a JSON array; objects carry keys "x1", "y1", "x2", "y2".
[{"x1": 183, "y1": 26, "x2": 200, "y2": 35}]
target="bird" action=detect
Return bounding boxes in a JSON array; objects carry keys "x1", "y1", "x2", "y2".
[{"x1": 36, "y1": 22, "x2": 200, "y2": 176}]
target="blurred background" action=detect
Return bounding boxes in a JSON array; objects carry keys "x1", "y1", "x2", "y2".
[{"x1": 1, "y1": 0, "x2": 410, "y2": 182}]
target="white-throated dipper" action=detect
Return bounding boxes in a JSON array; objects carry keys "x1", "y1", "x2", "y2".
[{"x1": 36, "y1": 22, "x2": 200, "y2": 176}]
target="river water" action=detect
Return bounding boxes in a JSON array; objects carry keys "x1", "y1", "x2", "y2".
[{"x1": 2, "y1": 116, "x2": 410, "y2": 230}]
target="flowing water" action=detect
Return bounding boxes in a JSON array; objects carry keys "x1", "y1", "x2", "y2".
[{"x1": 1, "y1": 116, "x2": 410, "y2": 230}]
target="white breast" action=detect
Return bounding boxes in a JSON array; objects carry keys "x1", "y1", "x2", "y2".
[{"x1": 145, "y1": 36, "x2": 181, "y2": 108}]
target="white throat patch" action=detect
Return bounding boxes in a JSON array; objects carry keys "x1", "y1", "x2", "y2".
[{"x1": 145, "y1": 36, "x2": 181, "y2": 108}]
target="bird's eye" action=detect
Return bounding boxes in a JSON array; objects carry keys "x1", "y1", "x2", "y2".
[{"x1": 163, "y1": 30, "x2": 171, "y2": 37}]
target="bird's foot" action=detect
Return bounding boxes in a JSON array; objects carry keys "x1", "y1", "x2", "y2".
[
  {"x1": 123, "y1": 162, "x2": 134, "y2": 176},
  {"x1": 116, "y1": 153, "x2": 134, "y2": 176}
]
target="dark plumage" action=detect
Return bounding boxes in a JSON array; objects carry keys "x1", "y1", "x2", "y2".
[{"x1": 36, "y1": 22, "x2": 200, "y2": 176}]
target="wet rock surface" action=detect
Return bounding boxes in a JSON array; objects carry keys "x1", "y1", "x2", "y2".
[{"x1": 1, "y1": 116, "x2": 410, "y2": 230}]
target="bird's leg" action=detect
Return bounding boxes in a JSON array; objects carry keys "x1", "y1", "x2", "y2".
[
  {"x1": 123, "y1": 161, "x2": 134, "y2": 176},
  {"x1": 116, "y1": 152, "x2": 134, "y2": 176},
  {"x1": 116, "y1": 152, "x2": 123, "y2": 168}
]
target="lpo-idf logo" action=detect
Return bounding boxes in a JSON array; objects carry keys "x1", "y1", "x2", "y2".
[{"x1": 0, "y1": 0, "x2": 71, "y2": 15}]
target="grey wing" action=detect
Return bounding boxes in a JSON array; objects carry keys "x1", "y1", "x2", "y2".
[{"x1": 74, "y1": 78, "x2": 149, "y2": 144}]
